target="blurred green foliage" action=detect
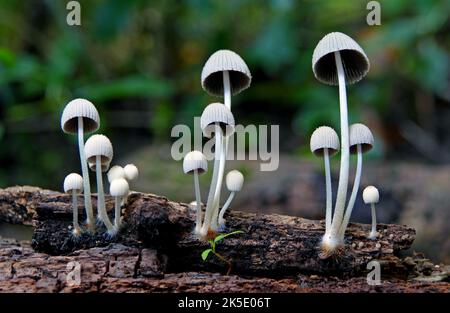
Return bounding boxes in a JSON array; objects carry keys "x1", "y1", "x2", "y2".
[{"x1": 0, "y1": 0, "x2": 448, "y2": 188}]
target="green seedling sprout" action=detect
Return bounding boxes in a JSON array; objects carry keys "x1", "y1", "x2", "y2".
[{"x1": 201, "y1": 230, "x2": 243, "y2": 275}]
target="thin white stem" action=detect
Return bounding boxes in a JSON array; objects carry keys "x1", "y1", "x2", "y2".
[
  {"x1": 323, "y1": 148, "x2": 332, "y2": 232},
  {"x1": 78, "y1": 117, "x2": 94, "y2": 229},
  {"x1": 114, "y1": 196, "x2": 122, "y2": 229},
  {"x1": 210, "y1": 136, "x2": 227, "y2": 231},
  {"x1": 72, "y1": 190, "x2": 81, "y2": 232},
  {"x1": 200, "y1": 125, "x2": 222, "y2": 236},
  {"x1": 193, "y1": 170, "x2": 202, "y2": 233},
  {"x1": 96, "y1": 156, "x2": 114, "y2": 232},
  {"x1": 329, "y1": 51, "x2": 350, "y2": 239},
  {"x1": 339, "y1": 144, "x2": 363, "y2": 239},
  {"x1": 218, "y1": 191, "x2": 235, "y2": 227},
  {"x1": 223, "y1": 71, "x2": 231, "y2": 109},
  {"x1": 369, "y1": 203, "x2": 377, "y2": 239}
]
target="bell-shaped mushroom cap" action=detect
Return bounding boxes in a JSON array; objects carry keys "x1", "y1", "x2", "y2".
[
  {"x1": 349, "y1": 123, "x2": 374, "y2": 154},
  {"x1": 201, "y1": 50, "x2": 252, "y2": 96},
  {"x1": 200, "y1": 103, "x2": 235, "y2": 138},
  {"x1": 107, "y1": 165, "x2": 125, "y2": 183},
  {"x1": 61, "y1": 98, "x2": 100, "y2": 134},
  {"x1": 363, "y1": 186, "x2": 379, "y2": 204},
  {"x1": 124, "y1": 164, "x2": 139, "y2": 181},
  {"x1": 89, "y1": 161, "x2": 110, "y2": 173},
  {"x1": 226, "y1": 170, "x2": 244, "y2": 192},
  {"x1": 310, "y1": 126, "x2": 340, "y2": 157},
  {"x1": 84, "y1": 134, "x2": 113, "y2": 164},
  {"x1": 183, "y1": 151, "x2": 208, "y2": 174},
  {"x1": 312, "y1": 32, "x2": 370, "y2": 85},
  {"x1": 110, "y1": 178, "x2": 130, "y2": 197},
  {"x1": 64, "y1": 173, "x2": 83, "y2": 193}
]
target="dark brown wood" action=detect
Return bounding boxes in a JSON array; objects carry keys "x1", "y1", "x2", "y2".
[{"x1": 0, "y1": 186, "x2": 417, "y2": 277}]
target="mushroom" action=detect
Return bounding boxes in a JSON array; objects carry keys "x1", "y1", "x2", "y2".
[
  {"x1": 110, "y1": 178, "x2": 130, "y2": 232},
  {"x1": 201, "y1": 51, "x2": 251, "y2": 232},
  {"x1": 362, "y1": 186, "x2": 380, "y2": 239},
  {"x1": 107, "y1": 165, "x2": 125, "y2": 183},
  {"x1": 310, "y1": 126, "x2": 340, "y2": 233},
  {"x1": 61, "y1": 98, "x2": 100, "y2": 230},
  {"x1": 339, "y1": 123, "x2": 374, "y2": 240},
  {"x1": 199, "y1": 102, "x2": 235, "y2": 238},
  {"x1": 84, "y1": 134, "x2": 114, "y2": 233},
  {"x1": 183, "y1": 151, "x2": 208, "y2": 234},
  {"x1": 63, "y1": 173, "x2": 84, "y2": 237},
  {"x1": 312, "y1": 32, "x2": 370, "y2": 257},
  {"x1": 218, "y1": 170, "x2": 244, "y2": 230},
  {"x1": 124, "y1": 164, "x2": 139, "y2": 182}
]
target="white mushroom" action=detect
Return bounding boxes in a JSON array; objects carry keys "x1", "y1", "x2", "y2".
[
  {"x1": 110, "y1": 178, "x2": 130, "y2": 233},
  {"x1": 85, "y1": 134, "x2": 114, "y2": 233},
  {"x1": 183, "y1": 151, "x2": 208, "y2": 235},
  {"x1": 199, "y1": 103, "x2": 235, "y2": 238},
  {"x1": 107, "y1": 165, "x2": 125, "y2": 183},
  {"x1": 312, "y1": 32, "x2": 370, "y2": 257},
  {"x1": 363, "y1": 186, "x2": 380, "y2": 240},
  {"x1": 339, "y1": 123, "x2": 374, "y2": 240},
  {"x1": 63, "y1": 173, "x2": 84, "y2": 237},
  {"x1": 310, "y1": 126, "x2": 340, "y2": 233},
  {"x1": 61, "y1": 98, "x2": 100, "y2": 230},
  {"x1": 124, "y1": 164, "x2": 139, "y2": 181},
  {"x1": 218, "y1": 170, "x2": 244, "y2": 230}
]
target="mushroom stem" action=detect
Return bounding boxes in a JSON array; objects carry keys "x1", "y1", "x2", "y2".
[
  {"x1": 72, "y1": 190, "x2": 81, "y2": 234},
  {"x1": 223, "y1": 71, "x2": 231, "y2": 109},
  {"x1": 218, "y1": 191, "x2": 235, "y2": 228},
  {"x1": 77, "y1": 117, "x2": 94, "y2": 230},
  {"x1": 193, "y1": 169, "x2": 203, "y2": 233},
  {"x1": 114, "y1": 196, "x2": 122, "y2": 229},
  {"x1": 328, "y1": 51, "x2": 350, "y2": 240},
  {"x1": 369, "y1": 203, "x2": 377, "y2": 239},
  {"x1": 323, "y1": 148, "x2": 332, "y2": 232},
  {"x1": 95, "y1": 156, "x2": 114, "y2": 232},
  {"x1": 200, "y1": 125, "x2": 222, "y2": 236},
  {"x1": 339, "y1": 144, "x2": 363, "y2": 239},
  {"x1": 210, "y1": 137, "x2": 227, "y2": 231}
]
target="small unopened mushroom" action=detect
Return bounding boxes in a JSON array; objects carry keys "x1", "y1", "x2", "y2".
[
  {"x1": 124, "y1": 164, "x2": 139, "y2": 181},
  {"x1": 63, "y1": 173, "x2": 84, "y2": 237},
  {"x1": 199, "y1": 103, "x2": 235, "y2": 238},
  {"x1": 218, "y1": 170, "x2": 244, "y2": 230},
  {"x1": 183, "y1": 151, "x2": 208, "y2": 234},
  {"x1": 310, "y1": 126, "x2": 340, "y2": 233},
  {"x1": 85, "y1": 134, "x2": 114, "y2": 233},
  {"x1": 110, "y1": 178, "x2": 130, "y2": 232},
  {"x1": 339, "y1": 123, "x2": 374, "y2": 239},
  {"x1": 107, "y1": 165, "x2": 125, "y2": 183},
  {"x1": 61, "y1": 98, "x2": 100, "y2": 230},
  {"x1": 363, "y1": 186, "x2": 379, "y2": 239}
]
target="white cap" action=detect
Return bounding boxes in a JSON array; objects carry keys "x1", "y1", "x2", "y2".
[
  {"x1": 61, "y1": 98, "x2": 100, "y2": 134},
  {"x1": 200, "y1": 103, "x2": 235, "y2": 138},
  {"x1": 310, "y1": 126, "x2": 340, "y2": 157},
  {"x1": 183, "y1": 151, "x2": 208, "y2": 174},
  {"x1": 107, "y1": 165, "x2": 125, "y2": 183},
  {"x1": 363, "y1": 186, "x2": 379, "y2": 204},
  {"x1": 201, "y1": 50, "x2": 252, "y2": 96},
  {"x1": 110, "y1": 178, "x2": 130, "y2": 197},
  {"x1": 85, "y1": 134, "x2": 113, "y2": 164},
  {"x1": 312, "y1": 32, "x2": 370, "y2": 85},
  {"x1": 226, "y1": 170, "x2": 244, "y2": 192},
  {"x1": 124, "y1": 164, "x2": 139, "y2": 181},
  {"x1": 350, "y1": 123, "x2": 374, "y2": 154},
  {"x1": 64, "y1": 173, "x2": 83, "y2": 193}
]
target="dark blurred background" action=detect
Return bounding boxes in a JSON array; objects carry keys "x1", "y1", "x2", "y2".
[{"x1": 0, "y1": 0, "x2": 449, "y2": 262}]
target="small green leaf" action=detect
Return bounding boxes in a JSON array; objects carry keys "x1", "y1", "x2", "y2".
[
  {"x1": 201, "y1": 249, "x2": 212, "y2": 261},
  {"x1": 214, "y1": 230, "x2": 244, "y2": 244}
]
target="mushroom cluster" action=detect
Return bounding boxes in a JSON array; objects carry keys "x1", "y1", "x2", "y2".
[
  {"x1": 183, "y1": 50, "x2": 251, "y2": 240},
  {"x1": 311, "y1": 32, "x2": 379, "y2": 258},
  {"x1": 61, "y1": 98, "x2": 139, "y2": 237}
]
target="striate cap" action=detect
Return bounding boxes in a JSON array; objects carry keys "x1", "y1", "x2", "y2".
[
  {"x1": 310, "y1": 126, "x2": 340, "y2": 157},
  {"x1": 200, "y1": 103, "x2": 235, "y2": 138},
  {"x1": 63, "y1": 173, "x2": 83, "y2": 194},
  {"x1": 61, "y1": 98, "x2": 100, "y2": 134},
  {"x1": 110, "y1": 178, "x2": 130, "y2": 197},
  {"x1": 183, "y1": 151, "x2": 208, "y2": 174},
  {"x1": 85, "y1": 134, "x2": 113, "y2": 164},
  {"x1": 349, "y1": 123, "x2": 374, "y2": 154}
]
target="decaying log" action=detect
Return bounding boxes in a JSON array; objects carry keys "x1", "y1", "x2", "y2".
[
  {"x1": 0, "y1": 186, "x2": 416, "y2": 277},
  {"x1": 0, "y1": 239, "x2": 448, "y2": 293}
]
